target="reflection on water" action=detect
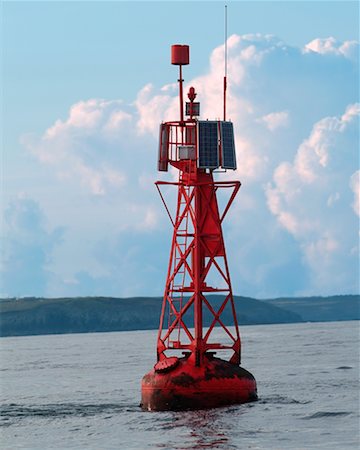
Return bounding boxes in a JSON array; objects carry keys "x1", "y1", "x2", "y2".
[
  {"x1": 155, "y1": 407, "x2": 246, "y2": 450},
  {"x1": 176, "y1": 410, "x2": 229, "y2": 449}
]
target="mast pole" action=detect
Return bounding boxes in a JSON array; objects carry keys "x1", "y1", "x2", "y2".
[{"x1": 223, "y1": 4, "x2": 228, "y2": 121}]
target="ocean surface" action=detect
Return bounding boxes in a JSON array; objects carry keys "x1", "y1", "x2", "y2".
[{"x1": 0, "y1": 321, "x2": 359, "y2": 449}]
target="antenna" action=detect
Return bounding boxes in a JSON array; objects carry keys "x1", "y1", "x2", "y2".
[{"x1": 223, "y1": 4, "x2": 228, "y2": 121}]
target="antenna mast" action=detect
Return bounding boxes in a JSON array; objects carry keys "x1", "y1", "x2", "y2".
[{"x1": 223, "y1": 4, "x2": 228, "y2": 121}]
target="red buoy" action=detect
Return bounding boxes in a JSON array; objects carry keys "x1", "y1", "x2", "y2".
[
  {"x1": 141, "y1": 44, "x2": 257, "y2": 411},
  {"x1": 142, "y1": 355, "x2": 256, "y2": 411}
]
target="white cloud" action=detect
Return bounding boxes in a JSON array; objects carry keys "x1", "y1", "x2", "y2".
[
  {"x1": 135, "y1": 83, "x2": 177, "y2": 137},
  {"x1": 258, "y1": 111, "x2": 289, "y2": 131},
  {"x1": 266, "y1": 104, "x2": 359, "y2": 293},
  {"x1": 327, "y1": 192, "x2": 340, "y2": 207},
  {"x1": 23, "y1": 99, "x2": 134, "y2": 195},
  {"x1": 104, "y1": 110, "x2": 132, "y2": 132},
  {"x1": 304, "y1": 37, "x2": 359, "y2": 60}
]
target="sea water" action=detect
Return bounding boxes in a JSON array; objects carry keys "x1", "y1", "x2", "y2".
[{"x1": 0, "y1": 321, "x2": 359, "y2": 449}]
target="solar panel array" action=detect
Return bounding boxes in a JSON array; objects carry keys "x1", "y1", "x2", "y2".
[
  {"x1": 198, "y1": 121, "x2": 219, "y2": 169},
  {"x1": 220, "y1": 122, "x2": 236, "y2": 169}
]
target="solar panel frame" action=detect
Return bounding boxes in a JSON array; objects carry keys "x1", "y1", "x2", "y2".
[
  {"x1": 220, "y1": 122, "x2": 236, "y2": 170},
  {"x1": 197, "y1": 121, "x2": 220, "y2": 169}
]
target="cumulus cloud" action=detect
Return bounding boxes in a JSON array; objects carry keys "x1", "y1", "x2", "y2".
[
  {"x1": 266, "y1": 104, "x2": 359, "y2": 293},
  {"x1": 304, "y1": 37, "x2": 359, "y2": 60},
  {"x1": 135, "y1": 83, "x2": 178, "y2": 137},
  {"x1": 258, "y1": 111, "x2": 289, "y2": 131},
  {"x1": 18, "y1": 33, "x2": 358, "y2": 297},
  {"x1": 21, "y1": 96, "x2": 163, "y2": 239},
  {"x1": 22, "y1": 99, "x2": 133, "y2": 195}
]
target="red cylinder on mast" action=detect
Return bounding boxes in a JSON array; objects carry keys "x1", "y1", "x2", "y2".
[{"x1": 171, "y1": 44, "x2": 189, "y2": 65}]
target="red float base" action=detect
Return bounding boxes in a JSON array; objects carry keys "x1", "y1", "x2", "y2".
[{"x1": 141, "y1": 355, "x2": 257, "y2": 411}]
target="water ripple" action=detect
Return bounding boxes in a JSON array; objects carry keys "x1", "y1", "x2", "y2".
[
  {"x1": 302, "y1": 411, "x2": 351, "y2": 419},
  {"x1": 0, "y1": 402, "x2": 137, "y2": 421},
  {"x1": 258, "y1": 395, "x2": 311, "y2": 405}
]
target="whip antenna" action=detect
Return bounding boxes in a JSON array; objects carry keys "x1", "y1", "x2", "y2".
[{"x1": 223, "y1": 4, "x2": 228, "y2": 121}]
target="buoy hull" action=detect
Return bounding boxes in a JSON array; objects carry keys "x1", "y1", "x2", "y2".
[{"x1": 141, "y1": 356, "x2": 257, "y2": 411}]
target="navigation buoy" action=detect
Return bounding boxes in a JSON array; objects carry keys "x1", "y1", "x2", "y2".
[{"x1": 141, "y1": 43, "x2": 257, "y2": 411}]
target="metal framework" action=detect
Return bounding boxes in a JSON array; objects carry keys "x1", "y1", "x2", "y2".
[{"x1": 156, "y1": 164, "x2": 242, "y2": 366}]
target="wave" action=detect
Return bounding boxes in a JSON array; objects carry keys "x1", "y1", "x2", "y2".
[
  {"x1": 0, "y1": 402, "x2": 139, "y2": 422},
  {"x1": 302, "y1": 411, "x2": 352, "y2": 419},
  {"x1": 258, "y1": 395, "x2": 311, "y2": 405}
]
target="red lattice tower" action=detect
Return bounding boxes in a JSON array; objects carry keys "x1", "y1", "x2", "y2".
[{"x1": 156, "y1": 163, "x2": 242, "y2": 367}]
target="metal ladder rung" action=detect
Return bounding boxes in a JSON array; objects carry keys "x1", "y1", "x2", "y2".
[
  {"x1": 175, "y1": 257, "x2": 184, "y2": 263},
  {"x1": 168, "y1": 185, "x2": 191, "y2": 341}
]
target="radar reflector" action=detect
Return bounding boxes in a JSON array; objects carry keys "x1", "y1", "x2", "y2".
[{"x1": 158, "y1": 123, "x2": 169, "y2": 171}]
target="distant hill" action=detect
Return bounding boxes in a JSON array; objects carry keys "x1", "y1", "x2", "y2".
[
  {"x1": 0, "y1": 294, "x2": 358, "y2": 337},
  {"x1": 265, "y1": 295, "x2": 360, "y2": 322}
]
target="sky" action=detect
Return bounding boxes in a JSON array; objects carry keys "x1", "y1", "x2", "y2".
[{"x1": 1, "y1": 1, "x2": 359, "y2": 299}]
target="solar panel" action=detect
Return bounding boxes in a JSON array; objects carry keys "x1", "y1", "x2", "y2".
[
  {"x1": 220, "y1": 122, "x2": 236, "y2": 169},
  {"x1": 198, "y1": 121, "x2": 219, "y2": 169}
]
